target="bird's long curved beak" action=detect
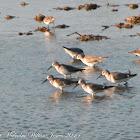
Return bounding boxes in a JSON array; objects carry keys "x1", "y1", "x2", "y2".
[
  {"x1": 72, "y1": 84, "x2": 79, "y2": 90},
  {"x1": 42, "y1": 79, "x2": 48, "y2": 84},
  {"x1": 97, "y1": 74, "x2": 102, "y2": 79},
  {"x1": 47, "y1": 66, "x2": 52, "y2": 71}
]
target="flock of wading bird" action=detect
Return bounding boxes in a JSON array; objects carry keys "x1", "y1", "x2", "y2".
[{"x1": 41, "y1": 16, "x2": 138, "y2": 96}]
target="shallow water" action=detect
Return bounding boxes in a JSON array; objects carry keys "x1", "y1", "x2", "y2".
[{"x1": 0, "y1": 0, "x2": 140, "y2": 139}]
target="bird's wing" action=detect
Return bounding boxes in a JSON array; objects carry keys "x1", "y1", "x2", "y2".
[
  {"x1": 62, "y1": 79, "x2": 77, "y2": 86},
  {"x1": 72, "y1": 48, "x2": 83, "y2": 53},
  {"x1": 85, "y1": 56, "x2": 99, "y2": 63},
  {"x1": 86, "y1": 56, "x2": 105, "y2": 63},
  {"x1": 89, "y1": 83, "x2": 113, "y2": 91},
  {"x1": 88, "y1": 83, "x2": 104, "y2": 91},
  {"x1": 55, "y1": 78, "x2": 65, "y2": 85},
  {"x1": 112, "y1": 72, "x2": 128, "y2": 80},
  {"x1": 63, "y1": 64, "x2": 84, "y2": 72}
]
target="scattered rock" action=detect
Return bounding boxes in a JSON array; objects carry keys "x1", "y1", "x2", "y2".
[
  {"x1": 125, "y1": 15, "x2": 140, "y2": 24},
  {"x1": 34, "y1": 26, "x2": 50, "y2": 32},
  {"x1": 67, "y1": 32, "x2": 109, "y2": 41},
  {"x1": 25, "y1": 32, "x2": 33, "y2": 35},
  {"x1": 78, "y1": 3, "x2": 100, "y2": 11},
  {"x1": 127, "y1": 33, "x2": 140, "y2": 37},
  {"x1": 129, "y1": 4, "x2": 138, "y2": 9},
  {"x1": 18, "y1": 31, "x2": 33, "y2": 36},
  {"x1": 34, "y1": 14, "x2": 45, "y2": 22},
  {"x1": 77, "y1": 35, "x2": 109, "y2": 41},
  {"x1": 115, "y1": 23, "x2": 133, "y2": 29},
  {"x1": 123, "y1": 24, "x2": 133, "y2": 29},
  {"x1": 78, "y1": 5, "x2": 83, "y2": 10},
  {"x1": 21, "y1": 2, "x2": 28, "y2": 6},
  {"x1": 125, "y1": 16, "x2": 138, "y2": 22},
  {"x1": 54, "y1": 6, "x2": 75, "y2": 11},
  {"x1": 55, "y1": 24, "x2": 70, "y2": 29},
  {"x1": 107, "y1": 3, "x2": 120, "y2": 7},
  {"x1": 18, "y1": 32, "x2": 23, "y2": 36},
  {"x1": 111, "y1": 9, "x2": 118, "y2": 12},
  {"x1": 54, "y1": 4, "x2": 100, "y2": 11},
  {"x1": 4, "y1": 15, "x2": 15, "y2": 19}
]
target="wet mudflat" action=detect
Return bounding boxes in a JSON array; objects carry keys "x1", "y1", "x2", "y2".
[{"x1": 0, "y1": 0, "x2": 140, "y2": 139}]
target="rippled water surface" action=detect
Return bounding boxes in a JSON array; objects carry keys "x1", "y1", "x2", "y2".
[{"x1": 0, "y1": 0, "x2": 140, "y2": 139}]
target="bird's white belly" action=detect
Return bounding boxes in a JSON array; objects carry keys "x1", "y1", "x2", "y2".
[
  {"x1": 62, "y1": 69, "x2": 70, "y2": 75},
  {"x1": 108, "y1": 75, "x2": 129, "y2": 83},
  {"x1": 83, "y1": 60, "x2": 95, "y2": 67},
  {"x1": 56, "y1": 67, "x2": 69, "y2": 75},
  {"x1": 52, "y1": 81, "x2": 62, "y2": 89},
  {"x1": 44, "y1": 21, "x2": 49, "y2": 25},
  {"x1": 135, "y1": 53, "x2": 140, "y2": 56},
  {"x1": 66, "y1": 51, "x2": 77, "y2": 58},
  {"x1": 83, "y1": 86, "x2": 94, "y2": 95},
  {"x1": 110, "y1": 76, "x2": 116, "y2": 83}
]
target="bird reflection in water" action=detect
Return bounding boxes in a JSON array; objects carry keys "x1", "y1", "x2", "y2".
[
  {"x1": 103, "y1": 85, "x2": 135, "y2": 100},
  {"x1": 82, "y1": 66, "x2": 102, "y2": 77},
  {"x1": 82, "y1": 92, "x2": 112, "y2": 104},
  {"x1": 49, "y1": 91, "x2": 63, "y2": 104},
  {"x1": 44, "y1": 30, "x2": 56, "y2": 41},
  {"x1": 133, "y1": 59, "x2": 140, "y2": 65},
  {"x1": 49, "y1": 91, "x2": 73, "y2": 104},
  {"x1": 82, "y1": 95, "x2": 95, "y2": 104},
  {"x1": 81, "y1": 85, "x2": 134, "y2": 103},
  {"x1": 108, "y1": 85, "x2": 133, "y2": 95},
  {"x1": 48, "y1": 85, "x2": 134, "y2": 104},
  {"x1": 67, "y1": 59, "x2": 82, "y2": 65}
]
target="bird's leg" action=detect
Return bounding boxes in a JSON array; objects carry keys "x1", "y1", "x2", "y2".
[
  {"x1": 60, "y1": 87, "x2": 64, "y2": 92},
  {"x1": 117, "y1": 83, "x2": 121, "y2": 86},
  {"x1": 53, "y1": 22, "x2": 55, "y2": 28},
  {"x1": 64, "y1": 75, "x2": 67, "y2": 79},
  {"x1": 53, "y1": 22, "x2": 55, "y2": 34},
  {"x1": 91, "y1": 93, "x2": 95, "y2": 98},
  {"x1": 70, "y1": 59, "x2": 76, "y2": 64},
  {"x1": 124, "y1": 81, "x2": 128, "y2": 86},
  {"x1": 66, "y1": 75, "x2": 71, "y2": 79}
]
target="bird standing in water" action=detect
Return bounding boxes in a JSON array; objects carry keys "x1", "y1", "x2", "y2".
[
  {"x1": 73, "y1": 78, "x2": 114, "y2": 96},
  {"x1": 63, "y1": 46, "x2": 84, "y2": 60},
  {"x1": 47, "y1": 61, "x2": 85, "y2": 78},
  {"x1": 97, "y1": 69, "x2": 137, "y2": 85},
  {"x1": 43, "y1": 16, "x2": 56, "y2": 29},
  {"x1": 76, "y1": 54, "x2": 107, "y2": 67},
  {"x1": 42, "y1": 75, "x2": 78, "y2": 91}
]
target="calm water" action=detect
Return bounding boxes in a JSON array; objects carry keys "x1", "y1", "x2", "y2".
[{"x1": 0, "y1": 0, "x2": 140, "y2": 139}]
